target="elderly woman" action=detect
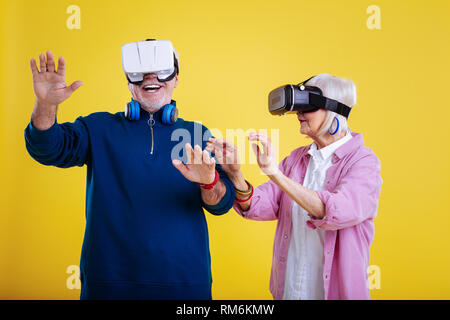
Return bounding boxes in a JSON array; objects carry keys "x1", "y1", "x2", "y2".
[{"x1": 206, "y1": 73, "x2": 382, "y2": 300}]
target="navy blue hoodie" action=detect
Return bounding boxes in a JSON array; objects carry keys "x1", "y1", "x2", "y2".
[{"x1": 24, "y1": 105, "x2": 235, "y2": 299}]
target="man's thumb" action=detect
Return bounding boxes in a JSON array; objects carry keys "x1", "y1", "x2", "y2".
[
  {"x1": 172, "y1": 159, "x2": 188, "y2": 176},
  {"x1": 68, "y1": 81, "x2": 83, "y2": 93}
]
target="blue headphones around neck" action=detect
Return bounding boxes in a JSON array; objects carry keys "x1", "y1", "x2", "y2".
[{"x1": 125, "y1": 98, "x2": 178, "y2": 124}]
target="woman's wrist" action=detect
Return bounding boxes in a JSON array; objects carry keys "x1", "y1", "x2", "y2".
[
  {"x1": 261, "y1": 164, "x2": 281, "y2": 176},
  {"x1": 234, "y1": 179, "x2": 254, "y2": 208},
  {"x1": 227, "y1": 171, "x2": 248, "y2": 191}
]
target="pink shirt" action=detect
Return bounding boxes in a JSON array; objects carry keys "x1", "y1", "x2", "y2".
[{"x1": 233, "y1": 132, "x2": 382, "y2": 300}]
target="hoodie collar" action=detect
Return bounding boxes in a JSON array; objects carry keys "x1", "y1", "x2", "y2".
[{"x1": 137, "y1": 100, "x2": 176, "y2": 124}]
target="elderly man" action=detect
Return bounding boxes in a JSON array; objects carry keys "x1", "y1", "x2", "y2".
[{"x1": 24, "y1": 39, "x2": 235, "y2": 300}]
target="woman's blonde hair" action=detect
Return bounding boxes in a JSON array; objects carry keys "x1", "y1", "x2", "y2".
[{"x1": 305, "y1": 73, "x2": 357, "y2": 136}]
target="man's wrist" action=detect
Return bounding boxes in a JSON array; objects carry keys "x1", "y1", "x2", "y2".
[
  {"x1": 35, "y1": 100, "x2": 58, "y2": 110},
  {"x1": 198, "y1": 170, "x2": 219, "y2": 189},
  {"x1": 31, "y1": 100, "x2": 59, "y2": 130}
]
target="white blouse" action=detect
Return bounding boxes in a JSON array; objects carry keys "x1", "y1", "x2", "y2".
[{"x1": 282, "y1": 131, "x2": 353, "y2": 300}]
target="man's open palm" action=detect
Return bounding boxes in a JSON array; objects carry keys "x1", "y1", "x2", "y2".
[{"x1": 30, "y1": 50, "x2": 82, "y2": 106}]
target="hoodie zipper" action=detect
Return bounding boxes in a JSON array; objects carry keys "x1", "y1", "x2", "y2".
[{"x1": 147, "y1": 113, "x2": 155, "y2": 155}]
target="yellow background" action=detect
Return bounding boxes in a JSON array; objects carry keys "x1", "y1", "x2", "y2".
[{"x1": 1, "y1": 0, "x2": 449, "y2": 299}]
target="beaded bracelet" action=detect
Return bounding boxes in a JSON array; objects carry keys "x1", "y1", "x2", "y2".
[
  {"x1": 235, "y1": 183, "x2": 254, "y2": 203},
  {"x1": 235, "y1": 180, "x2": 253, "y2": 195}
]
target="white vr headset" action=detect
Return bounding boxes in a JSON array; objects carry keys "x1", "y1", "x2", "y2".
[{"x1": 121, "y1": 39, "x2": 179, "y2": 84}]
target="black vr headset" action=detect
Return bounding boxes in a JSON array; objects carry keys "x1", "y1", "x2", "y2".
[{"x1": 268, "y1": 75, "x2": 351, "y2": 118}]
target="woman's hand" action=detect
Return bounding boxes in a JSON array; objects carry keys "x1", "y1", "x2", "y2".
[
  {"x1": 205, "y1": 137, "x2": 241, "y2": 175},
  {"x1": 249, "y1": 133, "x2": 325, "y2": 218},
  {"x1": 205, "y1": 137, "x2": 249, "y2": 193},
  {"x1": 248, "y1": 132, "x2": 280, "y2": 176}
]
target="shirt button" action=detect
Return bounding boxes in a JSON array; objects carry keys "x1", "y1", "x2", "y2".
[
  {"x1": 325, "y1": 274, "x2": 328, "y2": 279},
  {"x1": 284, "y1": 234, "x2": 288, "y2": 239},
  {"x1": 280, "y1": 257, "x2": 285, "y2": 262},
  {"x1": 327, "y1": 250, "x2": 331, "y2": 255}
]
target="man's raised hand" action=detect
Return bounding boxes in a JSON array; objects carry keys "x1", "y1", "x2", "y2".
[
  {"x1": 30, "y1": 50, "x2": 82, "y2": 107},
  {"x1": 172, "y1": 144, "x2": 216, "y2": 185}
]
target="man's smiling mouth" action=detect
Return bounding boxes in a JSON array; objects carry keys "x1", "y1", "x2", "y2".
[{"x1": 143, "y1": 84, "x2": 162, "y2": 92}]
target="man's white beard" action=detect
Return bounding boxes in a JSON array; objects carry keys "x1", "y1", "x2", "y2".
[
  {"x1": 139, "y1": 96, "x2": 166, "y2": 110},
  {"x1": 129, "y1": 84, "x2": 166, "y2": 111}
]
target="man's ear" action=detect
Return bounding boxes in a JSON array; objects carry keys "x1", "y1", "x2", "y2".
[
  {"x1": 174, "y1": 74, "x2": 179, "y2": 88},
  {"x1": 128, "y1": 83, "x2": 137, "y2": 100}
]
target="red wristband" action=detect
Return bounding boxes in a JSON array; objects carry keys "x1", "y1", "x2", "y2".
[{"x1": 198, "y1": 170, "x2": 219, "y2": 189}]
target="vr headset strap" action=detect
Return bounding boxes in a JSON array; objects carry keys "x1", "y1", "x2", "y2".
[{"x1": 309, "y1": 94, "x2": 351, "y2": 118}]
